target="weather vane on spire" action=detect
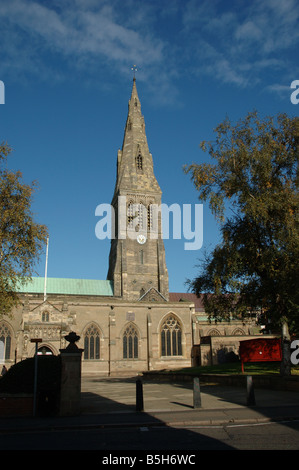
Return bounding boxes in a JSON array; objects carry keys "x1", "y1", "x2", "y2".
[{"x1": 131, "y1": 65, "x2": 138, "y2": 79}]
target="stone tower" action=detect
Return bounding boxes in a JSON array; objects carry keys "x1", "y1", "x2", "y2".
[{"x1": 107, "y1": 78, "x2": 169, "y2": 301}]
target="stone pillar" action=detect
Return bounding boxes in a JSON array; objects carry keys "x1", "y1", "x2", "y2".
[{"x1": 59, "y1": 332, "x2": 84, "y2": 416}]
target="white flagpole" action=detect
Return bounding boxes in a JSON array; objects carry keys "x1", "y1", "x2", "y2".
[{"x1": 44, "y1": 237, "x2": 49, "y2": 302}]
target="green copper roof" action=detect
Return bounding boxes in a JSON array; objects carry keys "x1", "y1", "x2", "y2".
[{"x1": 17, "y1": 277, "x2": 114, "y2": 296}]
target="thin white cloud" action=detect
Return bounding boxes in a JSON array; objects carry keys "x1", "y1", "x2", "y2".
[
  {"x1": 181, "y1": 0, "x2": 299, "y2": 89},
  {"x1": 266, "y1": 84, "x2": 291, "y2": 94},
  {"x1": 0, "y1": 0, "x2": 298, "y2": 99},
  {"x1": 235, "y1": 21, "x2": 263, "y2": 43},
  {"x1": 0, "y1": 0, "x2": 165, "y2": 81}
]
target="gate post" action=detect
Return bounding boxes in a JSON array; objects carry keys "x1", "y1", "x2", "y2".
[{"x1": 59, "y1": 332, "x2": 84, "y2": 416}]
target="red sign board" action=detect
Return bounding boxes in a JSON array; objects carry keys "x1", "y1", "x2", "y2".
[{"x1": 239, "y1": 337, "x2": 281, "y2": 372}]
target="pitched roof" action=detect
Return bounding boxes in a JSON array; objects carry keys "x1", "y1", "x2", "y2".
[
  {"x1": 16, "y1": 278, "x2": 203, "y2": 306},
  {"x1": 16, "y1": 277, "x2": 113, "y2": 296},
  {"x1": 169, "y1": 292, "x2": 205, "y2": 311}
]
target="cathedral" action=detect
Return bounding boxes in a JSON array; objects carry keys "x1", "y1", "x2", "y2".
[{"x1": 0, "y1": 79, "x2": 259, "y2": 376}]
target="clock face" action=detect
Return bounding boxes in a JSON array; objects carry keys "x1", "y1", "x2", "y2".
[{"x1": 137, "y1": 234, "x2": 146, "y2": 244}]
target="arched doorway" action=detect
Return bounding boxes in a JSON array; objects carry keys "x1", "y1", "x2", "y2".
[{"x1": 37, "y1": 346, "x2": 54, "y2": 356}]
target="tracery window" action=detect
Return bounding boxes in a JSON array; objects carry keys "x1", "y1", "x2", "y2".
[
  {"x1": 161, "y1": 315, "x2": 182, "y2": 357},
  {"x1": 123, "y1": 323, "x2": 139, "y2": 359},
  {"x1": 84, "y1": 324, "x2": 100, "y2": 360},
  {"x1": 232, "y1": 328, "x2": 245, "y2": 335},
  {"x1": 0, "y1": 323, "x2": 12, "y2": 361},
  {"x1": 207, "y1": 329, "x2": 220, "y2": 336}
]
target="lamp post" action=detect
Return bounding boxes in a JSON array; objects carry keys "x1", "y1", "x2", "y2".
[{"x1": 31, "y1": 338, "x2": 42, "y2": 417}]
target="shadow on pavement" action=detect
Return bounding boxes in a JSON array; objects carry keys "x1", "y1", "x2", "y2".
[
  {"x1": 0, "y1": 390, "x2": 234, "y2": 451},
  {"x1": 2, "y1": 376, "x2": 298, "y2": 450},
  {"x1": 79, "y1": 375, "x2": 299, "y2": 449},
  {"x1": 78, "y1": 392, "x2": 234, "y2": 451}
]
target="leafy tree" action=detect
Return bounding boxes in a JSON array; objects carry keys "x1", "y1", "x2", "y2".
[
  {"x1": 185, "y1": 112, "x2": 299, "y2": 374},
  {"x1": 0, "y1": 142, "x2": 48, "y2": 316}
]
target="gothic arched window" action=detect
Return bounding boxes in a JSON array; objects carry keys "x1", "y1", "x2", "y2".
[
  {"x1": 42, "y1": 311, "x2": 49, "y2": 322},
  {"x1": 147, "y1": 203, "x2": 153, "y2": 230},
  {"x1": 137, "y1": 202, "x2": 145, "y2": 230},
  {"x1": 127, "y1": 201, "x2": 134, "y2": 228},
  {"x1": 0, "y1": 322, "x2": 12, "y2": 361},
  {"x1": 161, "y1": 315, "x2": 182, "y2": 357},
  {"x1": 84, "y1": 324, "x2": 100, "y2": 360},
  {"x1": 123, "y1": 323, "x2": 139, "y2": 359},
  {"x1": 136, "y1": 153, "x2": 143, "y2": 172},
  {"x1": 207, "y1": 329, "x2": 220, "y2": 336},
  {"x1": 232, "y1": 328, "x2": 245, "y2": 336}
]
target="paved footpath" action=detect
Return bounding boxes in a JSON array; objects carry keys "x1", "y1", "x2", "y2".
[
  {"x1": 1, "y1": 375, "x2": 299, "y2": 433},
  {"x1": 80, "y1": 375, "x2": 299, "y2": 426}
]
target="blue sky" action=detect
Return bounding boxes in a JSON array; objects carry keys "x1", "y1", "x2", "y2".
[{"x1": 0, "y1": 0, "x2": 298, "y2": 293}]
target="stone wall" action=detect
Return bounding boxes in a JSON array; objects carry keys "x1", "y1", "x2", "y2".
[
  {"x1": 196, "y1": 334, "x2": 278, "y2": 366},
  {"x1": 1, "y1": 295, "x2": 194, "y2": 376},
  {"x1": 0, "y1": 394, "x2": 33, "y2": 417}
]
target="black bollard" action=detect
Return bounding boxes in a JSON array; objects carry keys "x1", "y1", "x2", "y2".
[
  {"x1": 246, "y1": 375, "x2": 256, "y2": 406},
  {"x1": 136, "y1": 379, "x2": 144, "y2": 412},
  {"x1": 193, "y1": 377, "x2": 202, "y2": 408}
]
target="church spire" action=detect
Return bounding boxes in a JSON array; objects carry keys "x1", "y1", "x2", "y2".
[
  {"x1": 107, "y1": 78, "x2": 169, "y2": 301},
  {"x1": 114, "y1": 78, "x2": 161, "y2": 194},
  {"x1": 128, "y1": 77, "x2": 141, "y2": 115},
  {"x1": 131, "y1": 76, "x2": 139, "y2": 102}
]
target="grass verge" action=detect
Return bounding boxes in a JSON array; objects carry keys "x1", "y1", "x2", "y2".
[{"x1": 153, "y1": 362, "x2": 299, "y2": 376}]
